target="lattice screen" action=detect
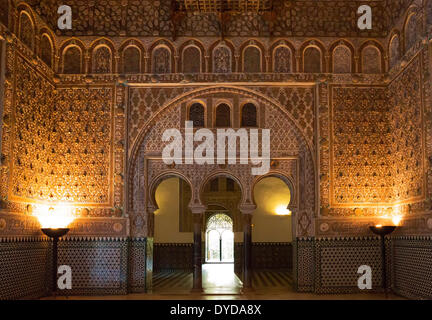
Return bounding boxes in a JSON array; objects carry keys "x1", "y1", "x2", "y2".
[{"x1": 178, "y1": 0, "x2": 273, "y2": 12}]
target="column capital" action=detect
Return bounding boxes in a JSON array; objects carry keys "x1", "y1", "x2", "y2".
[
  {"x1": 147, "y1": 204, "x2": 158, "y2": 214},
  {"x1": 239, "y1": 204, "x2": 256, "y2": 215},
  {"x1": 189, "y1": 204, "x2": 206, "y2": 214}
]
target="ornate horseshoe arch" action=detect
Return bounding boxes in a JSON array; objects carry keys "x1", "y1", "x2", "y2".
[{"x1": 127, "y1": 85, "x2": 317, "y2": 238}]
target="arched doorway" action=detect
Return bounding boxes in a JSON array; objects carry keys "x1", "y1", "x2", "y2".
[
  {"x1": 205, "y1": 213, "x2": 234, "y2": 263},
  {"x1": 251, "y1": 175, "x2": 294, "y2": 291},
  {"x1": 152, "y1": 176, "x2": 194, "y2": 293}
]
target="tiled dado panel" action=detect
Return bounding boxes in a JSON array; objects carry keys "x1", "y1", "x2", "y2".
[
  {"x1": 393, "y1": 237, "x2": 432, "y2": 299},
  {"x1": 57, "y1": 238, "x2": 128, "y2": 296},
  {"x1": 295, "y1": 238, "x2": 389, "y2": 294},
  {"x1": 128, "y1": 238, "x2": 150, "y2": 293},
  {"x1": 315, "y1": 238, "x2": 383, "y2": 294},
  {"x1": 0, "y1": 238, "x2": 51, "y2": 300},
  {"x1": 294, "y1": 239, "x2": 314, "y2": 292}
]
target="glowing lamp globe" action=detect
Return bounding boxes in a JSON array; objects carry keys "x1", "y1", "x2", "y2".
[{"x1": 33, "y1": 205, "x2": 75, "y2": 229}]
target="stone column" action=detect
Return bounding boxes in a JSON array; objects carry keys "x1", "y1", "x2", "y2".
[
  {"x1": 190, "y1": 204, "x2": 205, "y2": 292},
  {"x1": 295, "y1": 54, "x2": 301, "y2": 72},
  {"x1": 354, "y1": 55, "x2": 360, "y2": 73},
  {"x1": 84, "y1": 50, "x2": 91, "y2": 74},
  {"x1": 324, "y1": 53, "x2": 330, "y2": 73},
  {"x1": 240, "y1": 204, "x2": 256, "y2": 292},
  {"x1": 145, "y1": 205, "x2": 158, "y2": 293}
]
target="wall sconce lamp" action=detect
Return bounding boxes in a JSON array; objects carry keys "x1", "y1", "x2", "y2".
[
  {"x1": 369, "y1": 224, "x2": 397, "y2": 298},
  {"x1": 34, "y1": 205, "x2": 74, "y2": 295}
]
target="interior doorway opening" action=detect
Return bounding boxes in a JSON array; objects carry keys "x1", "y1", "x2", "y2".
[{"x1": 205, "y1": 213, "x2": 234, "y2": 263}]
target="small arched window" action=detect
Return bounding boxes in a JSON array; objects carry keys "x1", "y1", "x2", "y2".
[
  {"x1": 362, "y1": 46, "x2": 381, "y2": 74},
  {"x1": 153, "y1": 46, "x2": 171, "y2": 74},
  {"x1": 19, "y1": 12, "x2": 34, "y2": 50},
  {"x1": 63, "y1": 46, "x2": 82, "y2": 74},
  {"x1": 304, "y1": 47, "x2": 321, "y2": 73},
  {"x1": 241, "y1": 103, "x2": 257, "y2": 127},
  {"x1": 183, "y1": 46, "x2": 201, "y2": 73},
  {"x1": 123, "y1": 46, "x2": 140, "y2": 74},
  {"x1": 332, "y1": 45, "x2": 351, "y2": 74},
  {"x1": 243, "y1": 46, "x2": 261, "y2": 73},
  {"x1": 92, "y1": 46, "x2": 112, "y2": 74},
  {"x1": 189, "y1": 103, "x2": 205, "y2": 127},
  {"x1": 389, "y1": 36, "x2": 400, "y2": 69},
  {"x1": 274, "y1": 46, "x2": 291, "y2": 73},
  {"x1": 405, "y1": 14, "x2": 418, "y2": 51},
  {"x1": 215, "y1": 104, "x2": 231, "y2": 127},
  {"x1": 40, "y1": 34, "x2": 53, "y2": 68}
]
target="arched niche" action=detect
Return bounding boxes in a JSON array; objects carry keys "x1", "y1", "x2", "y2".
[
  {"x1": 303, "y1": 46, "x2": 322, "y2": 73},
  {"x1": 39, "y1": 33, "x2": 53, "y2": 68},
  {"x1": 360, "y1": 43, "x2": 383, "y2": 74},
  {"x1": 152, "y1": 45, "x2": 172, "y2": 74},
  {"x1": 332, "y1": 45, "x2": 352, "y2": 74},
  {"x1": 273, "y1": 45, "x2": 292, "y2": 73},
  {"x1": 389, "y1": 33, "x2": 401, "y2": 69},
  {"x1": 182, "y1": 45, "x2": 202, "y2": 73},
  {"x1": 62, "y1": 45, "x2": 82, "y2": 74},
  {"x1": 123, "y1": 46, "x2": 141, "y2": 74},
  {"x1": 18, "y1": 11, "x2": 34, "y2": 51},
  {"x1": 92, "y1": 45, "x2": 112, "y2": 74},
  {"x1": 243, "y1": 46, "x2": 262, "y2": 73},
  {"x1": 404, "y1": 12, "x2": 419, "y2": 52},
  {"x1": 212, "y1": 45, "x2": 232, "y2": 73}
]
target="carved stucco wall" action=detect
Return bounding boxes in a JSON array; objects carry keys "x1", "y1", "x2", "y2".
[{"x1": 0, "y1": 0, "x2": 431, "y2": 298}]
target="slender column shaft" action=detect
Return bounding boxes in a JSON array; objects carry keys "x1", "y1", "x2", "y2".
[
  {"x1": 242, "y1": 214, "x2": 252, "y2": 289},
  {"x1": 381, "y1": 235, "x2": 387, "y2": 296},
  {"x1": 52, "y1": 237, "x2": 58, "y2": 293},
  {"x1": 192, "y1": 212, "x2": 203, "y2": 291}
]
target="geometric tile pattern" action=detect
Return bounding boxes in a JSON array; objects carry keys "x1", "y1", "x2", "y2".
[
  {"x1": 393, "y1": 237, "x2": 432, "y2": 299},
  {"x1": 57, "y1": 239, "x2": 128, "y2": 295},
  {"x1": 295, "y1": 239, "x2": 314, "y2": 292},
  {"x1": 0, "y1": 238, "x2": 50, "y2": 300},
  {"x1": 315, "y1": 238, "x2": 382, "y2": 293},
  {"x1": 128, "y1": 238, "x2": 148, "y2": 293}
]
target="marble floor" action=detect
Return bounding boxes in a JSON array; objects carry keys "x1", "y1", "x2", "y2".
[
  {"x1": 42, "y1": 263, "x2": 406, "y2": 300},
  {"x1": 153, "y1": 264, "x2": 292, "y2": 294}
]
